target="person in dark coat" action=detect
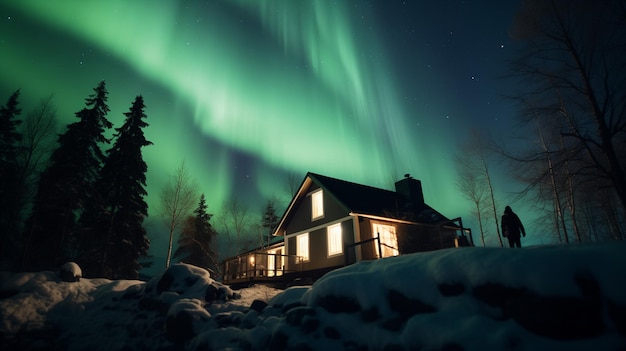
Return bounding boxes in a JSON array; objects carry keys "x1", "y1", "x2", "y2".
[{"x1": 501, "y1": 206, "x2": 526, "y2": 248}]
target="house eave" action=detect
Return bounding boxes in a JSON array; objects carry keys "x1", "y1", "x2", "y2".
[
  {"x1": 272, "y1": 175, "x2": 313, "y2": 236},
  {"x1": 348, "y1": 212, "x2": 420, "y2": 225},
  {"x1": 349, "y1": 212, "x2": 463, "y2": 230}
]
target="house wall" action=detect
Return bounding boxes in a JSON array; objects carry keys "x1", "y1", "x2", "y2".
[
  {"x1": 283, "y1": 184, "x2": 348, "y2": 235},
  {"x1": 356, "y1": 218, "x2": 378, "y2": 260},
  {"x1": 348, "y1": 217, "x2": 401, "y2": 261},
  {"x1": 398, "y1": 225, "x2": 458, "y2": 253},
  {"x1": 281, "y1": 183, "x2": 359, "y2": 272},
  {"x1": 285, "y1": 219, "x2": 354, "y2": 271},
  {"x1": 348, "y1": 219, "x2": 459, "y2": 261}
]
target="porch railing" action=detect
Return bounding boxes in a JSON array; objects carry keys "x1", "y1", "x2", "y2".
[
  {"x1": 344, "y1": 234, "x2": 398, "y2": 265},
  {"x1": 222, "y1": 252, "x2": 303, "y2": 284}
]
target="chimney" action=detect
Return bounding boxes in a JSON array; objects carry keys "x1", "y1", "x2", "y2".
[{"x1": 395, "y1": 174, "x2": 424, "y2": 210}]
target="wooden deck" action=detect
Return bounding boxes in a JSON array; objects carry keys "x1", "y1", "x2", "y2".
[{"x1": 223, "y1": 266, "x2": 343, "y2": 290}]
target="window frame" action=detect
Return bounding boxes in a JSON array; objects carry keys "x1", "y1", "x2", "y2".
[
  {"x1": 372, "y1": 223, "x2": 399, "y2": 258},
  {"x1": 311, "y1": 189, "x2": 324, "y2": 220},
  {"x1": 327, "y1": 223, "x2": 343, "y2": 257},
  {"x1": 296, "y1": 233, "x2": 310, "y2": 262}
]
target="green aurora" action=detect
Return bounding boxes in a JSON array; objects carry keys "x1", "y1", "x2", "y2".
[{"x1": 1, "y1": 1, "x2": 525, "y2": 265}]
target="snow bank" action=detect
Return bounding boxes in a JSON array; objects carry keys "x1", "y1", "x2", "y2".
[{"x1": 1, "y1": 243, "x2": 625, "y2": 350}]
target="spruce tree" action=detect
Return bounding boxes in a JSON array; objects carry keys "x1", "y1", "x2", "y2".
[
  {"x1": 24, "y1": 81, "x2": 111, "y2": 271},
  {"x1": 261, "y1": 200, "x2": 279, "y2": 247},
  {"x1": 174, "y1": 194, "x2": 219, "y2": 275},
  {"x1": 0, "y1": 90, "x2": 23, "y2": 262},
  {"x1": 80, "y1": 95, "x2": 151, "y2": 279}
]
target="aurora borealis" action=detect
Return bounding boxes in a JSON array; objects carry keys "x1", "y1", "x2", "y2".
[{"x1": 1, "y1": 1, "x2": 523, "y2": 265}]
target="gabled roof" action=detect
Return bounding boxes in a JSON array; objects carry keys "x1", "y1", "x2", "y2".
[
  {"x1": 275, "y1": 172, "x2": 452, "y2": 235},
  {"x1": 308, "y1": 173, "x2": 398, "y2": 217}
]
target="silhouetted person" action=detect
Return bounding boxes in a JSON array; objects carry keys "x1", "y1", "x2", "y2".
[{"x1": 501, "y1": 206, "x2": 525, "y2": 248}]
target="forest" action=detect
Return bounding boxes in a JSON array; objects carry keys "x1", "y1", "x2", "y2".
[
  {"x1": 1, "y1": 0, "x2": 625, "y2": 280},
  {"x1": 0, "y1": 80, "x2": 280, "y2": 279}
]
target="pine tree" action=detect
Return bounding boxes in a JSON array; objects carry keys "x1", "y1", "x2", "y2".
[
  {"x1": 0, "y1": 90, "x2": 23, "y2": 262},
  {"x1": 23, "y1": 81, "x2": 112, "y2": 271},
  {"x1": 174, "y1": 194, "x2": 219, "y2": 275},
  {"x1": 80, "y1": 95, "x2": 152, "y2": 279},
  {"x1": 261, "y1": 200, "x2": 279, "y2": 247},
  {"x1": 0, "y1": 90, "x2": 23, "y2": 163}
]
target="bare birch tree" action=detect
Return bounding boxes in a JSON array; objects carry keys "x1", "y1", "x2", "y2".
[
  {"x1": 18, "y1": 96, "x2": 58, "y2": 177},
  {"x1": 457, "y1": 130, "x2": 504, "y2": 247},
  {"x1": 215, "y1": 199, "x2": 256, "y2": 258},
  {"x1": 1, "y1": 95, "x2": 58, "y2": 265},
  {"x1": 456, "y1": 155, "x2": 489, "y2": 247},
  {"x1": 286, "y1": 172, "x2": 300, "y2": 198},
  {"x1": 159, "y1": 161, "x2": 198, "y2": 268},
  {"x1": 531, "y1": 114, "x2": 571, "y2": 244},
  {"x1": 16, "y1": 96, "x2": 58, "y2": 216},
  {"x1": 510, "y1": 0, "x2": 626, "y2": 212}
]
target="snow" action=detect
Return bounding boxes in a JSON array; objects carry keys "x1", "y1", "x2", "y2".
[
  {"x1": 1, "y1": 243, "x2": 625, "y2": 350},
  {"x1": 58, "y1": 262, "x2": 82, "y2": 282}
]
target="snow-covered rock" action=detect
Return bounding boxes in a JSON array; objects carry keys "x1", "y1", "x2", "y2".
[
  {"x1": 58, "y1": 262, "x2": 82, "y2": 282},
  {"x1": 166, "y1": 298, "x2": 211, "y2": 342},
  {"x1": 140, "y1": 263, "x2": 237, "y2": 313}
]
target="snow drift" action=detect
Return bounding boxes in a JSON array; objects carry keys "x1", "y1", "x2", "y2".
[{"x1": 1, "y1": 243, "x2": 625, "y2": 350}]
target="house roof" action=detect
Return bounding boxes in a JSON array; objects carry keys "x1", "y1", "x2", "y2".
[
  {"x1": 308, "y1": 173, "x2": 398, "y2": 217},
  {"x1": 275, "y1": 172, "x2": 453, "y2": 235}
]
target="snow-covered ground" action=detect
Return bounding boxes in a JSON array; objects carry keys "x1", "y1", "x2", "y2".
[{"x1": 1, "y1": 243, "x2": 625, "y2": 350}]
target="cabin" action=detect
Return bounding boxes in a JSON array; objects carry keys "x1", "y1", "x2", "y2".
[{"x1": 222, "y1": 172, "x2": 472, "y2": 286}]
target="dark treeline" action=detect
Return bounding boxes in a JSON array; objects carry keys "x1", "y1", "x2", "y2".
[
  {"x1": 508, "y1": 0, "x2": 626, "y2": 243},
  {"x1": 0, "y1": 80, "x2": 288, "y2": 280},
  {"x1": 0, "y1": 81, "x2": 151, "y2": 279},
  {"x1": 457, "y1": 0, "x2": 626, "y2": 246},
  {"x1": 155, "y1": 161, "x2": 284, "y2": 280}
]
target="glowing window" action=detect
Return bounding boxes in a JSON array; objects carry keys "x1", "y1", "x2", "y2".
[
  {"x1": 297, "y1": 233, "x2": 309, "y2": 261},
  {"x1": 372, "y1": 223, "x2": 399, "y2": 258},
  {"x1": 311, "y1": 190, "x2": 324, "y2": 220},
  {"x1": 267, "y1": 247, "x2": 285, "y2": 277},
  {"x1": 267, "y1": 249, "x2": 275, "y2": 275},
  {"x1": 327, "y1": 223, "x2": 343, "y2": 256}
]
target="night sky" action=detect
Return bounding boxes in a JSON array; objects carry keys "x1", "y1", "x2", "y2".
[{"x1": 1, "y1": 1, "x2": 528, "y2": 262}]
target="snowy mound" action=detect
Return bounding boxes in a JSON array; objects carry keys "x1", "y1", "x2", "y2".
[
  {"x1": 189, "y1": 243, "x2": 626, "y2": 350},
  {"x1": 141, "y1": 263, "x2": 236, "y2": 310},
  {"x1": 1, "y1": 244, "x2": 625, "y2": 350},
  {"x1": 58, "y1": 262, "x2": 82, "y2": 282},
  {"x1": 296, "y1": 244, "x2": 626, "y2": 349},
  {"x1": 0, "y1": 263, "x2": 242, "y2": 350}
]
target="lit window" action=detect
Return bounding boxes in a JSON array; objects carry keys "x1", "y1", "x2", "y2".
[
  {"x1": 297, "y1": 233, "x2": 309, "y2": 261},
  {"x1": 372, "y1": 223, "x2": 399, "y2": 258},
  {"x1": 327, "y1": 223, "x2": 343, "y2": 256},
  {"x1": 267, "y1": 248, "x2": 285, "y2": 277},
  {"x1": 311, "y1": 190, "x2": 324, "y2": 220},
  {"x1": 267, "y1": 249, "x2": 275, "y2": 275}
]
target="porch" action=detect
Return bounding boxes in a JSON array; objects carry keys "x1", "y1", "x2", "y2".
[{"x1": 222, "y1": 251, "x2": 304, "y2": 287}]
